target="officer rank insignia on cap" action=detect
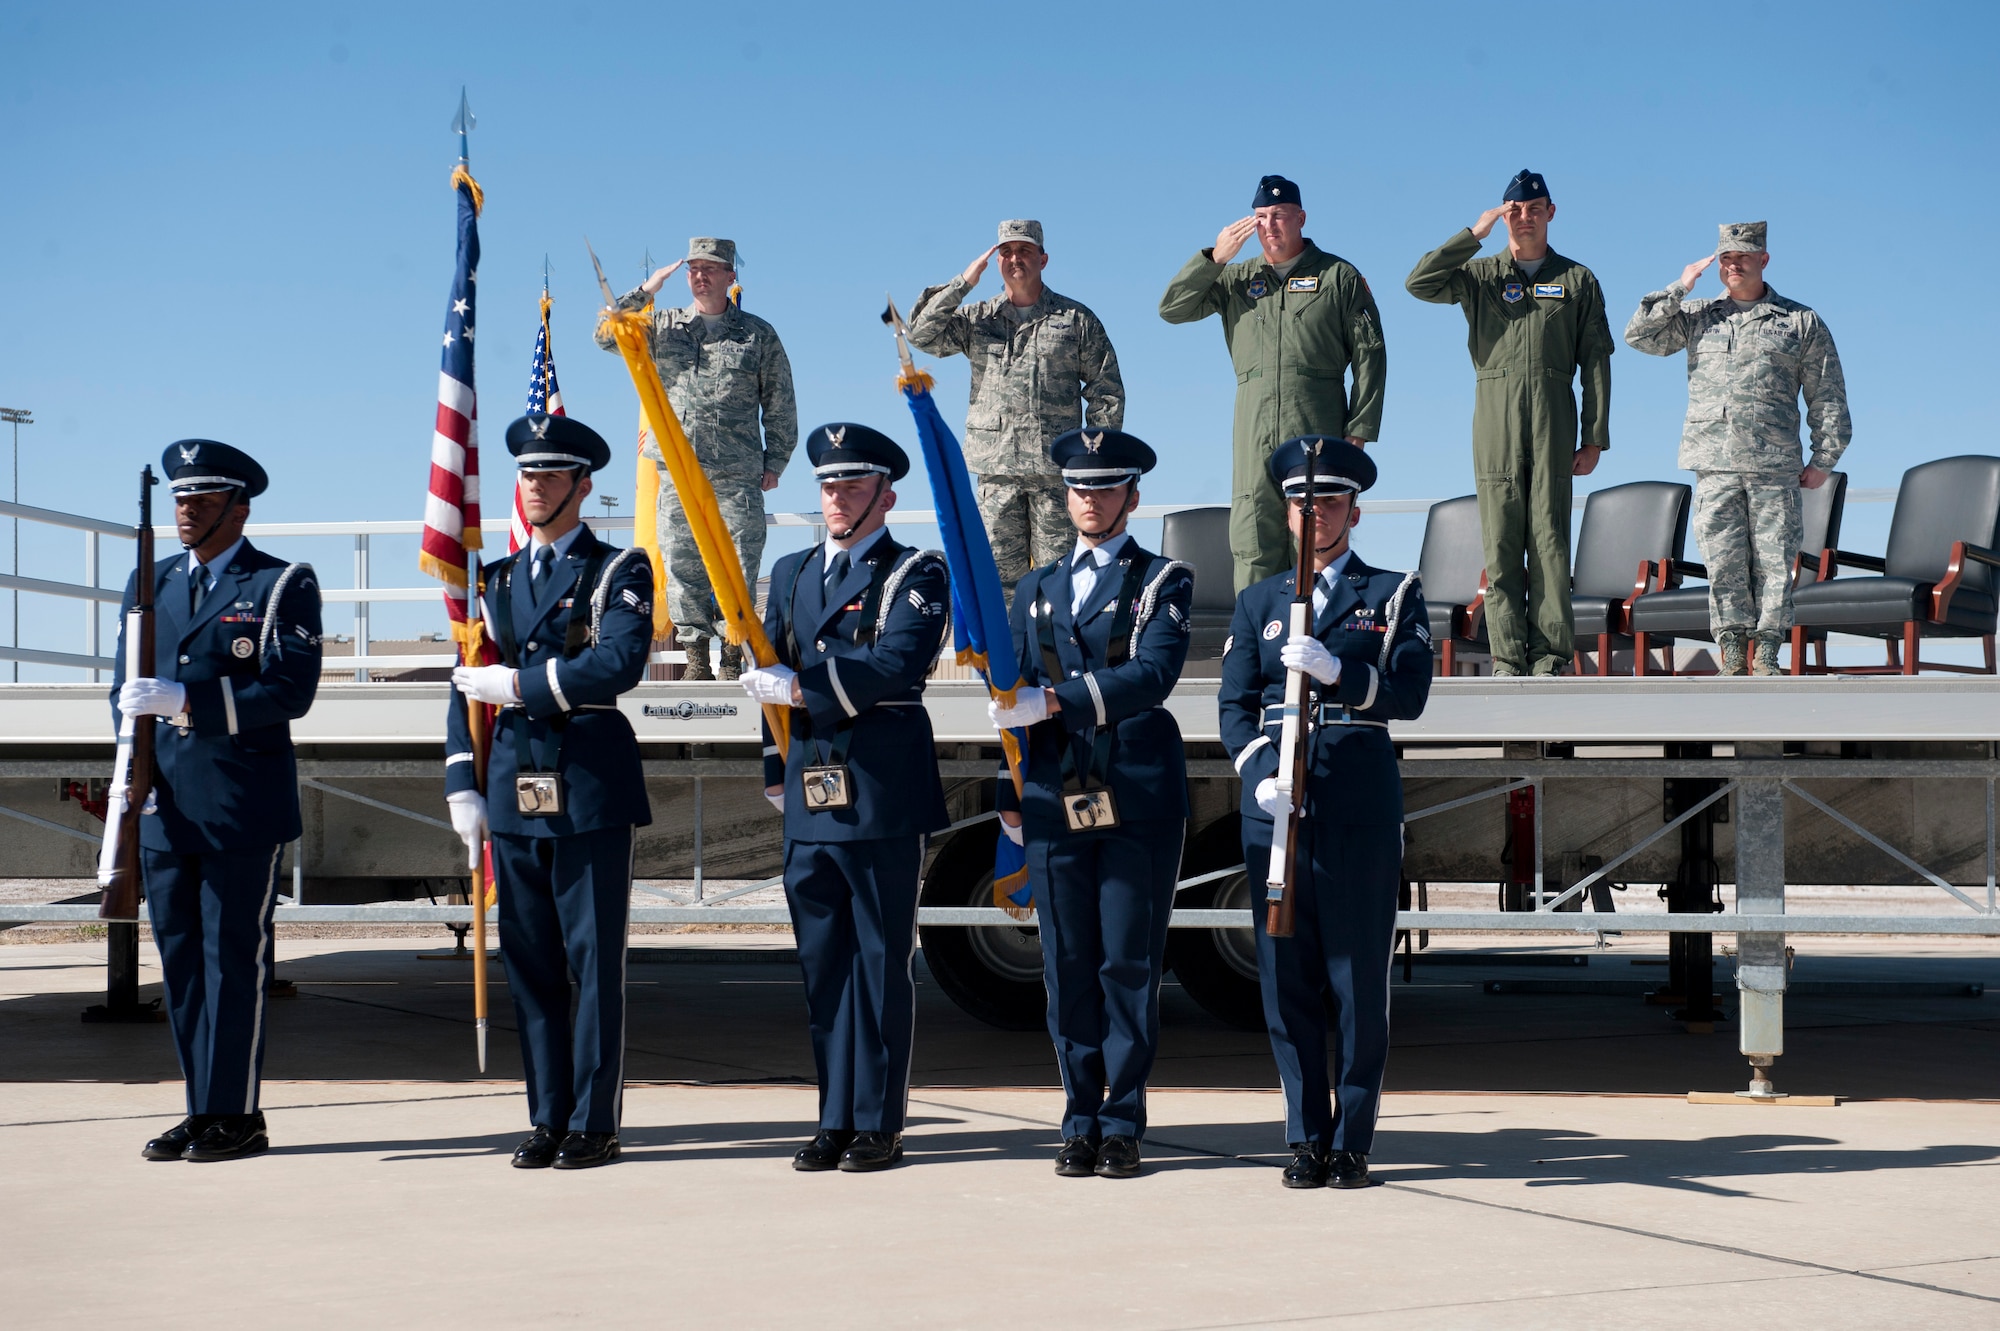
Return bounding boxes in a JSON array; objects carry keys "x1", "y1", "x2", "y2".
[
  {"x1": 1534, "y1": 284, "x2": 1565, "y2": 299},
  {"x1": 1247, "y1": 277, "x2": 1269, "y2": 299},
  {"x1": 1503, "y1": 282, "x2": 1524, "y2": 303}
]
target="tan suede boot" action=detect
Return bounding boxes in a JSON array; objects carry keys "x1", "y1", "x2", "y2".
[
  {"x1": 682, "y1": 636, "x2": 713, "y2": 681},
  {"x1": 1716, "y1": 630, "x2": 1748, "y2": 677},
  {"x1": 1751, "y1": 635, "x2": 1784, "y2": 676},
  {"x1": 717, "y1": 641, "x2": 744, "y2": 681}
]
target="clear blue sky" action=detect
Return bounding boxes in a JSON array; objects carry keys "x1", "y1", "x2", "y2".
[{"x1": 2, "y1": 1, "x2": 1995, "y2": 666}]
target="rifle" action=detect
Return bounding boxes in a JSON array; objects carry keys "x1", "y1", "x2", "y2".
[
  {"x1": 1264, "y1": 444, "x2": 1320, "y2": 939},
  {"x1": 97, "y1": 467, "x2": 159, "y2": 923}
]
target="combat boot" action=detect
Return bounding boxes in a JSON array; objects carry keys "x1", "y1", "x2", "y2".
[
  {"x1": 1751, "y1": 635, "x2": 1784, "y2": 676},
  {"x1": 1716, "y1": 630, "x2": 1749, "y2": 677},
  {"x1": 682, "y1": 636, "x2": 714, "y2": 681},
  {"x1": 718, "y1": 641, "x2": 744, "y2": 681}
]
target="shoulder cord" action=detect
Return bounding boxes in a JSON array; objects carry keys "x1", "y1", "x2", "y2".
[
  {"x1": 1126, "y1": 559, "x2": 1195, "y2": 661},
  {"x1": 256, "y1": 562, "x2": 315, "y2": 662},
  {"x1": 874, "y1": 548, "x2": 946, "y2": 642},
  {"x1": 1377, "y1": 570, "x2": 1422, "y2": 675},
  {"x1": 587, "y1": 546, "x2": 652, "y2": 647}
]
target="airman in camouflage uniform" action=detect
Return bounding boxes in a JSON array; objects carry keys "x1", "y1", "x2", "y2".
[
  {"x1": 1625, "y1": 222, "x2": 1851, "y2": 675},
  {"x1": 908, "y1": 219, "x2": 1124, "y2": 594},
  {"x1": 598, "y1": 237, "x2": 797, "y2": 679}
]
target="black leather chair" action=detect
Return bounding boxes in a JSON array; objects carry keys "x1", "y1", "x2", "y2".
[
  {"x1": 1160, "y1": 506, "x2": 1235, "y2": 677},
  {"x1": 1567, "y1": 481, "x2": 1692, "y2": 676},
  {"x1": 1789, "y1": 456, "x2": 2000, "y2": 675},
  {"x1": 1627, "y1": 473, "x2": 1847, "y2": 675},
  {"x1": 1417, "y1": 495, "x2": 1487, "y2": 674}
]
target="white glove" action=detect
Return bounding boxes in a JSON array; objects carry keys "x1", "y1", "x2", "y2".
[
  {"x1": 1255, "y1": 777, "x2": 1290, "y2": 819},
  {"x1": 740, "y1": 664, "x2": 798, "y2": 706},
  {"x1": 119, "y1": 678, "x2": 188, "y2": 720},
  {"x1": 452, "y1": 664, "x2": 520, "y2": 706},
  {"x1": 446, "y1": 790, "x2": 487, "y2": 869},
  {"x1": 999, "y1": 817, "x2": 1024, "y2": 846},
  {"x1": 1280, "y1": 635, "x2": 1341, "y2": 686},
  {"x1": 765, "y1": 789, "x2": 785, "y2": 813},
  {"x1": 988, "y1": 688, "x2": 1050, "y2": 730}
]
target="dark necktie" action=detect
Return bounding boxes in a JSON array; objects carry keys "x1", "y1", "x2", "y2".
[
  {"x1": 189, "y1": 564, "x2": 210, "y2": 616},
  {"x1": 824, "y1": 550, "x2": 850, "y2": 593},
  {"x1": 534, "y1": 546, "x2": 556, "y2": 583}
]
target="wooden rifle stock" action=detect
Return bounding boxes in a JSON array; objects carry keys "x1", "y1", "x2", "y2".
[
  {"x1": 97, "y1": 467, "x2": 159, "y2": 922},
  {"x1": 1265, "y1": 461, "x2": 1319, "y2": 939}
]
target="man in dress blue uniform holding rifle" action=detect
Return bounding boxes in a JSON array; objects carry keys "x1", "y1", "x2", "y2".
[
  {"x1": 737, "y1": 423, "x2": 951, "y2": 1173},
  {"x1": 1219, "y1": 437, "x2": 1432, "y2": 1189},
  {"x1": 445, "y1": 414, "x2": 656, "y2": 1171},
  {"x1": 118, "y1": 441, "x2": 324, "y2": 1162},
  {"x1": 987, "y1": 427, "x2": 1194, "y2": 1180}
]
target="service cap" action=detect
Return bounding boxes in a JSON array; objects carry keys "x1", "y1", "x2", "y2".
[
  {"x1": 1502, "y1": 169, "x2": 1550, "y2": 203},
  {"x1": 687, "y1": 236, "x2": 737, "y2": 270},
  {"x1": 1254, "y1": 174, "x2": 1302, "y2": 209},
  {"x1": 1717, "y1": 221, "x2": 1767, "y2": 254},
  {"x1": 807, "y1": 423, "x2": 910, "y2": 483},
  {"x1": 1050, "y1": 428, "x2": 1156, "y2": 491},
  {"x1": 162, "y1": 439, "x2": 268, "y2": 499},
  {"x1": 996, "y1": 219, "x2": 1044, "y2": 250},
  {"x1": 506, "y1": 414, "x2": 612, "y2": 472},
  {"x1": 1267, "y1": 435, "x2": 1376, "y2": 498}
]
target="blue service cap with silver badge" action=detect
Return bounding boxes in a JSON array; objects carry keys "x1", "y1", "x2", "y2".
[
  {"x1": 506, "y1": 414, "x2": 611, "y2": 472},
  {"x1": 1050, "y1": 428, "x2": 1156, "y2": 491},
  {"x1": 1254, "y1": 174, "x2": 1302, "y2": 209},
  {"x1": 162, "y1": 440, "x2": 269, "y2": 499},
  {"x1": 1502, "y1": 169, "x2": 1550, "y2": 203},
  {"x1": 1267, "y1": 435, "x2": 1376, "y2": 498},
  {"x1": 807, "y1": 423, "x2": 910, "y2": 482}
]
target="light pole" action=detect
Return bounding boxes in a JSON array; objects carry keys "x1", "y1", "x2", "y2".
[
  {"x1": 0, "y1": 408, "x2": 30, "y2": 683},
  {"x1": 599, "y1": 493, "x2": 620, "y2": 523}
]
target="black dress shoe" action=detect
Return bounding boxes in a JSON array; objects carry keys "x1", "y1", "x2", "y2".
[
  {"x1": 142, "y1": 1116, "x2": 215, "y2": 1161},
  {"x1": 1094, "y1": 1135, "x2": 1142, "y2": 1179},
  {"x1": 794, "y1": 1129, "x2": 856, "y2": 1172},
  {"x1": 553, "y1": 1131, "x2": 620, "y2": 1169},
  {"x1": 511, "y1": 1127, "x2": 560, "y2": 1169},
  {"x1": 1054, "y1": 1136, "x2": 1098, "y2": 1178},
  {"x1": 838, "y1": 1131, "x2": 904, "y2": 1172},
  {"x1": 1328, "y1": 1150, "x2": 1372, "y2": 1189},
  {"x1": 183, "y1": 1113, "x2": 268, "y2": 1162},
  {"x1": 1281, "y1": 1142, "x2": 1330, "y2": 1189}
]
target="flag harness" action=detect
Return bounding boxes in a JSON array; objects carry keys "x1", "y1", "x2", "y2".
[
  {"x1": 1030, "y1": 555, "x2": 1148, "y2": 832},
  {"x1": 488, "y1": 540, "x2": 608, "y2": 818},
  {"x1": 779, "y1": 543, "x2": 900, "y2": 812}
]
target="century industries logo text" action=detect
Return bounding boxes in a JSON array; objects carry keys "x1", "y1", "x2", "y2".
[{"x1": 642, "y1": 700, "x2": 741, "y2": 720}]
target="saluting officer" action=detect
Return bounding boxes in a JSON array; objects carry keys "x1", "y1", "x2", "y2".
[
  {"x1": 1218, "y1": 438, "x2": 1432, "y2": 1190},
  {"x1": 445, "y1": 414, "x2": 656, "y2": 1171},
  {"x1": 120, "y1": 441, "x2": 324, "y2": 1163},
  {"x1": 737, "y1": 424, "x2": 951, "y2": 1173},
  {"x1": 988, "y1": 428, "x2": 1194, "y2": 1180}
]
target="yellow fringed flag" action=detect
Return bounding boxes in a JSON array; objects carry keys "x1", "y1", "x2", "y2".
[
  {"x1": 589, "y1": 254, "x2": 789, "y2": 757},
  {"x1": 631, "y1": 417, "x2": 673, "y2": 639}
]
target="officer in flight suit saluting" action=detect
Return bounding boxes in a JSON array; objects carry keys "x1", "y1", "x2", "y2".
[
  {"x1": 988, "y1": 427, "x2": 1195, "y2": 1180},
  {"x1": 1219, "y1": 438, "x2": 1432, "y2": 1189},
  {"x1": 737, "y1": 424, "x2": 951, "y2": 1173},
  {"x1": 120, "y1": 441, "x2": 324, "y2": 1162},
  {"x1": 445, "y1": 414, "x2": 656, "y2": 1170}
]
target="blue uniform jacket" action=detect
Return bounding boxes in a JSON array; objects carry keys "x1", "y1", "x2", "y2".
[
  {"x1": 1218, "y1": 554, "x2": 1431, "y2": 828},
  {"x1": 444, "y1": 525, "x2": 655, "y2": 837},
  {"x1": 998, "y1": 542, "x2": 1194, "y2": 839},
  {"x1": 110, "y1": 541, "x2": 323, "y2": 854},
  {"x1": 760, "y1": 537, "x2": 951, "y2": 842}
]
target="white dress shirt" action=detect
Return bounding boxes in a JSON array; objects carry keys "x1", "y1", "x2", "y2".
[{"x1": 1067, "y1": 531, "x2": 1132, "y2": 616}]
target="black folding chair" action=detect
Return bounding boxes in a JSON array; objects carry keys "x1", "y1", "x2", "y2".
[
  {"x1": 1628, "y1": 473, "x2": 1847, "y2": 675},
  {"x1": 1568, "y1": 481, "x2": 1692, "y2": 676},
  {"x1": 1789, "y1": 456, "x2": 2000, "y2": 675},
  {"x1": 1417, "y1": 495, "x2": 1487, "y2": 675},
  {"x1": 1160, "y1": 506, "x2": 1234, "y2": 678}
]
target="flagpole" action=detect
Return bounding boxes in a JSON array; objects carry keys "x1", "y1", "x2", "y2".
[{"x1": 466, "y1": 557, "x2": 491, "y2": 1072}]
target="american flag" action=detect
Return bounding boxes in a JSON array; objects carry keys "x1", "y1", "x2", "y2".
[
  {"x1": 418, "y1": 165, "x2": 483, "y2": 650},
  {"x1": 512, "y1": 291, "x2": 565, "y2": 551}
]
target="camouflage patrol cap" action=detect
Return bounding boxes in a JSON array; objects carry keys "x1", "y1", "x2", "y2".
[
  {"x1": 686, "y1": 237, "x2": 737, "y2": 270},
  {"x1": 996, "y1": 219, "x2": 1044, "y2": 250},
  {"x1": 1717, "y1": 222, "x2": 1768, "y2": 254}
]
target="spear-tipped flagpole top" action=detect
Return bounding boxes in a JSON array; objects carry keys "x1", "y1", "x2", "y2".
[
  {"x1": 881, "y1": 293, "x2": 917, "y2": 373},
  {"x1": 584, "y1": 237, "x2": 618, "y2": 309},
  {"x1": 451, "y1": 87, "x2": 475, "y2": 163}
]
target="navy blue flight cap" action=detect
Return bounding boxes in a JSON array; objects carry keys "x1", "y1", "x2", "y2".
[
  {"x1": 506, "y1": 414, "x2": 611, "y2": 472},
  {"x1": 1503, "y1": 169, "x2": 1550, "y2": 203},
  {"x1": 1254, "y1": 174, "x2": 1302, "y2": 209},
  {"x1": 1267, "y1": 435, "x2": 1376, "y2": 497},
  {"x1": 1050, "y1": 428, "x2": 1155, "y2": 490},
  {"x1": 162, "y1": 440, "x2": 268, "y2": 499},
  {"x1": 807, "y1": 423, "x2": 909, "y2": 482}
]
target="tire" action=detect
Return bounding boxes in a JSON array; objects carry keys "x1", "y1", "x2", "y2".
[
  {"x1": 1165, "y1": 813, "x2": 1266, "y2": 1031},
  {"x1": 918, "y1": 822, "x2": 1048, "y2": 1031}
]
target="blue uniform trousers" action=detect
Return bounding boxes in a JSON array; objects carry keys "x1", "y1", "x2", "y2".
[
  {"x1": 784, "y1": 837, "x2": 923, "y2": 1135},
  {"x1": 1028, "y1": 818, "x2": 1184, "y2": 1141},
  {"x1": 1243, "y1": 816, "x2": 1401, "y2": 1153},
  {"x1": 143, "y1": 844, "x2": 285, "y2": 1116},
  {"x1": 491, "y1": 826, "x2": 633, "y2": 1135}
]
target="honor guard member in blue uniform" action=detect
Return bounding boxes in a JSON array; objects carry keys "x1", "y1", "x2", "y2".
[
  {"x1": 987, "y1": 428, "x2": 1194, "y2": 1179},
  {"x1": 737, "y1": 424, "x2": 951, "y2": 1173},
  {"x1": 1218, "y1": 437, "x2": 1432, "y2": 1190},
  {"x1": 117, "y1": 441, "x2": 323, "y2": 1162},
  {"x1": 445, "y1": 414, "x2": 655, "y2": 1171}
]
